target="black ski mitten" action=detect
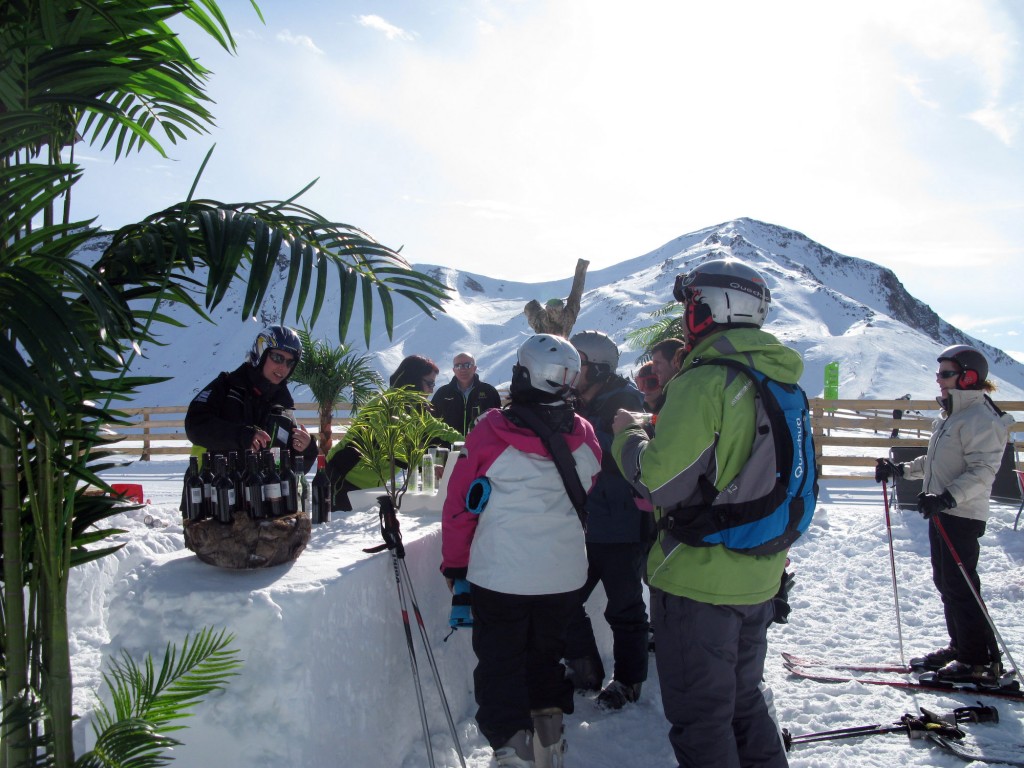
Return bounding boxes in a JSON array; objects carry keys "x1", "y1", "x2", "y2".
[
  {"x1": 874, "y1": 459, "x2": 904, "y2": 484},
  {"x1": 771, "y1": 570, "x2": 796, "y2": 625},
  {"x1": 917, "y1": 490, "x2": 956, "y2": 519}
]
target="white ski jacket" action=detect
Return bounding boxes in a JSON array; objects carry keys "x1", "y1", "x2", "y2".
[{"x1": 902, "y1": 389, "x2": 1013, "y2": 522}]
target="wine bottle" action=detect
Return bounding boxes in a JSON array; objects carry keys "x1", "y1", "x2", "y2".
[
  {"x1": 311, "y1": 454, "x2": 330, "y2": 524},
  {"x1": 295, "y1": 451, "x2": 310, "y2": 517},
  {"x1": 261, "y1": 449, "x2": 284, "y2": 517},
  {"x1": 213, "y1": 454, "x2": 235, "y2": 524},
  {"x1": 280, "y1": 448, "x2": 297, "y2": 515},
  {"x1": 243, "y1": 450, "x2": 265, "y2": 519},
  {"x1": 228, "y1": 451, "x2": 244, "y2": 514},
  {"x1": 199, "y1": 451, "x2": 215, "y2": 519},
  {"x1": 184, "y1": 455, "x2": 204, "y2": 521}
]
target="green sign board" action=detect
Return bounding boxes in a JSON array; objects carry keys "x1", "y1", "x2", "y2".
[{"x1": 824, "y1": 361, "x2": 839, "y2": 401}]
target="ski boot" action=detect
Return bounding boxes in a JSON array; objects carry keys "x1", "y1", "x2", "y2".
[
  {"x1": 595, "y1": 679, "x2": 642, "y2": 711},
  {"x1": 531, "y1": 707, "x2": 566, "y2": 768},
  {"x1": 909, "y1": 645, "x2": 957, "y2": 671},
  {"x1": 494, "y1": 729, "x2": 534, "y2": 767},
  {"x1": 564, "y1": 655, "x2": 603, "y2": 694}
]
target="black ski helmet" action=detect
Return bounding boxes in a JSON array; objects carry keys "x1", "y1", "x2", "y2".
[
  {"x1": 937, "y1": 345, "x2": 988, "y2": 390},
  {"x1": 248, "y1": 325, "x2": 303, "y2": 369}
]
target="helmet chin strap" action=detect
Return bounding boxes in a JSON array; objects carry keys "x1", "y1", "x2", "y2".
[{"x1": 686, "y1": 302, "x2": 716, "y2": 344}]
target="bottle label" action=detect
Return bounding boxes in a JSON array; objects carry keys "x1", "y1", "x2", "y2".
[{"x1": 189, "y1": 488, "x2": 202, "y2": 504}]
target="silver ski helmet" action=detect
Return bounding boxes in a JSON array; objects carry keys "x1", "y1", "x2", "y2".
[
  {"x1": 248, "y1": 325, "x2": 303, "y2": 370},
  {"x1": 570, "y1": 330, "x2": 619, "y2": 383},
  {"x1": 673, "y1": 258, "x2": 770, "y2": 341},
  {"x1": 511, "y1": 334, "x2": 581, "y2": 403},
  {"x1": 937, "y1": 344, "x2": 988, "y2": 390}
]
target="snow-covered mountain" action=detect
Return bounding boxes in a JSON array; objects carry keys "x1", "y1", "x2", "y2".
[{"x1": 126, "y1": 217, "x2": 1024, "y2": 407}]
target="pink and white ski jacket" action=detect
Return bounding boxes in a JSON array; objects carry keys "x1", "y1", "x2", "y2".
[{"x1": 441, "y1": 407, "x2": 602, "y2": 596}]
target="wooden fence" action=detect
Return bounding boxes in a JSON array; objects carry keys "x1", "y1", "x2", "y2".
[{"x1": 105, "y1": 398, "x2": 1024, "y2": 481}]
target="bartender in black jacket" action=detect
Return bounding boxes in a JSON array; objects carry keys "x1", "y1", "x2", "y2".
[{"x1": 185, "y1": 325, "x2": 318, "y2": 473}]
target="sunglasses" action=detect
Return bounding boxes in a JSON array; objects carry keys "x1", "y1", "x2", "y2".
[
  {"x1": 453, "y1": 362, "x2": 475, "y2": 370},
  {"x1": 422, "y1": 378, "x2": 436, "y2": 390},
  {"x1": 268, "y1": 351, "x2": 297, "y2": 369},
  {"x1": 936, "y1": 370, "x2": 960, "y2": 379},
  {"x1": 636, "y1": 376, "x2": 660, "y2": 392}
]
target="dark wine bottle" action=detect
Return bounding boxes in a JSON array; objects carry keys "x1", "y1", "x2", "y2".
[
  {"x1": 243, "y1": 450, "x2": 265, "y2": 519},
  {"x1": 228, "y1": 451, "x2": 244, "y2": 515},
  {"x1": 184, "y1": 455, "x2": 204, "y2": 521},
  {"x1": 279, "y1": 449, "x2": 297, "y2": 515},
  {"x1": 311, "y1": 454, "x2": 330, "y2": 524},
  {"x1": 199, "y1": 451, "x2": 215, "y2": 519},
  {"x1": 294, "y1": 451, "x2": 310, "y2": 517},
  {"x1": 261, "y1": 449, "x2": 284, "y2": 517},
  {"x1": 212, "y1": 454, "x2": 235, "y2": 524}
]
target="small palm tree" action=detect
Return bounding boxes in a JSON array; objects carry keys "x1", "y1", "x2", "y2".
[
  {"x1": 344, "y1": 388, "x2": 461, "y2": 510},
  {"x1": 624, "y1": 302, "x2": 686, "y2": 363},
  {"x1": 289, "y1": 327, "x2": 384, "y2": 452}
]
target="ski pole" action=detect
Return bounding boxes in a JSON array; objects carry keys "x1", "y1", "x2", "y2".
[
  {"x1": 398, "y1": 557, "x2": 468, "y2": 768},
  {"x1": 930, "y1": 514, "x2": 1024, "y2": 689},
  {"x1": 391, "y1": 551, "x2": 437, "y2": 768},
  {"x1": 881, "y1": 478, "x2": 907, "y2": 668},
  {"x1": 785, "y1": 713, "x2": 965, "y2": 749}
]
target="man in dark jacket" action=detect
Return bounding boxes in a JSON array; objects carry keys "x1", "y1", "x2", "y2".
[
  {"x1": 564, "y1": 330, "x2": 650, "y2": 710},
  {"x1": 185, "y1": 325, "x2": 318, "y2": 473},
  {"x1": 431, "y1": 352, "x2": 502, "y2": 436}
]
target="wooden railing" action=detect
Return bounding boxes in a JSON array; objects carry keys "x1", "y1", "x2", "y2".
[
  {"x1": 104, "y1": 398, "x2": 1024, "y2": 480},
  {"x1": 104, "y1": 403, "x2": 350, "y2": 461},
  {"x1": 808, "y1": 398, "x2": 1024, "y2": 479}
]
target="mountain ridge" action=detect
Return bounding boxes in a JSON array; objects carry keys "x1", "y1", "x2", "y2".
[{"x1": 124, "y1": 217, "x2": 1024, "y2": 407}]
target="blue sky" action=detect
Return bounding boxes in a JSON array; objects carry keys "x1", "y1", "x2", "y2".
[{"x1": 73, "y1": 0, "x2": 1024, "y2": 360}]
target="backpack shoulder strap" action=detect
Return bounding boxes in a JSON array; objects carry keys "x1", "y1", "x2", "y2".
[{"x1": 505, "y1": 404, "x2": 589, "y2": 528}]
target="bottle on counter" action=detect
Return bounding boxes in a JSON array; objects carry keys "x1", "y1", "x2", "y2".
[
  {"x1": 261, "y1": 449, "x2": 283, "y2": 517},
  {"x1": 280, "y1": 448, "x2": 298, "y2": 515},
  {"x1": 311, "y1": 454, "x2": 330, "y2": 524},
  {"x1": 212, "y1": 454, "x2": 235, "y2": 524},
  {"x1": 184, "y1": 455, "x2": 204, "y2": 521}
]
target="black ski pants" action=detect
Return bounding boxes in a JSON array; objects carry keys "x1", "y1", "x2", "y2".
[
  {"x1": 564, "y1": 541, "x2": 650, "y2": 686},
  {"x1": 652, "y1": 591, "x2": 787, "y2": 768},
  {"x1": 470, "y1": 584, "x2": 576, "y2": 749},
  {"x1": 928, "y1": 512, "x2": 997, "y2": 665}
]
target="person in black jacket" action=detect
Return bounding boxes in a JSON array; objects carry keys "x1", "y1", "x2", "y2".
[
  {"x1": 185, "y1": 325, "x2": 318, "y2": 473},
  {"x1": 431, "y1": 352, "x2": 502, "y2": 437},
  {"x1": 564, "y1": 330, "x2": 650, "y2": 711}
]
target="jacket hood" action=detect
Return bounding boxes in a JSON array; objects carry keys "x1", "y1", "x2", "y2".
[{"x1": 683, "y1": 327, "x2": 804, "y2": 385}]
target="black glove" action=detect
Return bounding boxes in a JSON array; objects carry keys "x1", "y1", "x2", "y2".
[
  {"x1": 771, "y1": 570, "x2": 796, "y2": 625},
  {"x1": 917, "y1": 490, "x2": 956, "y2": 520},
  {"x1": 875, "y1": 459, "x2": 904, "y2": 484}
]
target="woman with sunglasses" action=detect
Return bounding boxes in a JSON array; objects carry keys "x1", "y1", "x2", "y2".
[
  {"x1": 876, "y1": 345, "x2": 1013, "y2": 684},
  {"x1": 185, "y1": 325, "x2": 318, "y2": 473}
]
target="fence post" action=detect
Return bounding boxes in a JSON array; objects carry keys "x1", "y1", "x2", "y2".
[
  {"x1": 811, "y1": 399, "x2": 824, "y2": 479},
  {"x1": 141, "y1": 408, "x2": 151, "y2": 462}
]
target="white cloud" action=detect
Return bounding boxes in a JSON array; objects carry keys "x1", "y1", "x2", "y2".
[
  {"x1": 276, "y1": 30, "x2": 324, "y2": 55},
  {"x1": 357, "y1": 14, "x2": 414, "y2": 42}
]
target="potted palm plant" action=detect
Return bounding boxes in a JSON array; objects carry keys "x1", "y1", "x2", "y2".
[{"x1": 344, "y1": 387, "x2": 461, "y2": 514}]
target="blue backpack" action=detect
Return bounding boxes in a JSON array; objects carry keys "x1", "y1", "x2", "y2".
[{"x1": 659, "y1": 358, "x2": 817, "y2": 556}]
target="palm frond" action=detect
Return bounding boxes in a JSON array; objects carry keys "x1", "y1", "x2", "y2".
[{"x1": 78, "y1": 628, "x2": 241, "y2": 768}]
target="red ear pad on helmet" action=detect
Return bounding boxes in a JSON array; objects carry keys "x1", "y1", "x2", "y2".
[{"x1": 958, "y1": 369, "x2": 978, "y2": 389}]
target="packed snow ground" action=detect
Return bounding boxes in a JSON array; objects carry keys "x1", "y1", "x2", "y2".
[{"x1": 79, "y1": 457, "x2": 1024, "y2": 767}]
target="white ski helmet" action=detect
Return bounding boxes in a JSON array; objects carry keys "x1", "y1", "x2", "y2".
[
  {"x1": 511, "y1": 334, "x2": 581, "y2": 402},
  {"x1": 570, "y1": 330, "x2": 619, "y2": 380},
  {"x1": 673, "y1": 258, "x2": 770, "y2": 340}
]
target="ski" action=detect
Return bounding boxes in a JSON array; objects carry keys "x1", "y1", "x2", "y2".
[
  {"x1": 781, "y1": 651, "x2": 912, "y2": 674},
  {"x1": 928, "y1": 734, "x2": 1024, "y2": 767},
  {"x1": 784, "y1": 663, "x2": 1024, "y2": 703}
]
